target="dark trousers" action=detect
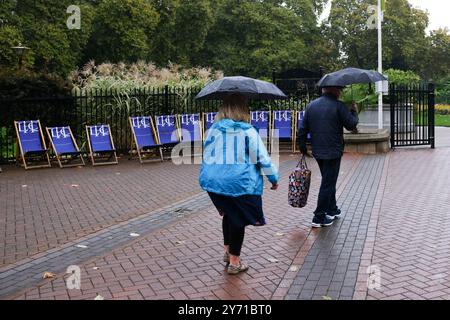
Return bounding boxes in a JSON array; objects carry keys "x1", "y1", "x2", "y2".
[
  {"x1": 222, "y1": 214, "x2": 245, "y2": 256},
  {"x1": 314, "y1": 157, "x2": 342, "y2": 216}
]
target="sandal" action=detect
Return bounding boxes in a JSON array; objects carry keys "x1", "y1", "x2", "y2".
[
  {"x1": 227, "y1": 262, "x2": 249, "y2": 275},
  {"x1": 223, "y1": 252, "x2": 230, "y2": 263}
]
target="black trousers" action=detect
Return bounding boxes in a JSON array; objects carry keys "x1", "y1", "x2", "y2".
[
  {"x1": 222, "y1": 214, "x2": 245, "y2": 256},
  {"x1": 314, "y1": 157, "x2": 342, "y2": 216}
]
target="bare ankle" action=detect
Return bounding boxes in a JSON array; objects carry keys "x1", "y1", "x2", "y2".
[{"x1": 229, "y1": 255, "x2": 240, "y2": 266}]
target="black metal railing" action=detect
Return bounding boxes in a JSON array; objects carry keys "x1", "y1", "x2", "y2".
[
  {"x1": 390, "y1": 83, "x2": 435, "y2": 148},
  {"x1": 0, "y1": 86, "x2": 317, "y2": 163}
]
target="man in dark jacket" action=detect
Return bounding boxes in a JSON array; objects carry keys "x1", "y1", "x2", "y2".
[{"x1": 297, "y1": 86, "x2": 359, "y2": 228}]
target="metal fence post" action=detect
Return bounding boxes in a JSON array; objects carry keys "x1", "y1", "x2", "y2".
[
  {"x1": 164, "y1": 85, "x2": 169, "y2": 114},
  {"x1": 428, "y1": 83, "x2": 435, "y2": 149},
  {"x1": 389, "y1": 84, "x2": 395, "y2": 149}
]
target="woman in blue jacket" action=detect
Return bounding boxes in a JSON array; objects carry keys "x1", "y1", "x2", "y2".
[{"x1": 199, "y1": 94, "x2": 279, "y2": 275}]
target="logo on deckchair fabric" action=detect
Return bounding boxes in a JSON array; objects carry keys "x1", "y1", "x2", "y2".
[
  {"x1": 274, "y1": 111, "x2": 291, "y2": 122},
  {"x1": 251, "y1": 111, "x2": 268, "y2": 122},
  {"x1": 298, "y1": 111, "x2": 305, "y2": 121},
  {"x1": 50, "y1": 127, "x2": 71, "y2": 139},
  {"x1": 89, "y1": 125, "x2": 109, "y2": 137},
  {"x1": 131, "y1": 117, "x2": 150, "y2": 129},
  {"x1": 18, "y1": 121, "x2": 39, "y2": 134},
  {"x1": 181, "y1": 114, "x2": 198, "y2": 125},
  {"x1": 156, "y1": 116, "x2": 175, "y2": 127},
  {"x1": 205, "y1": 113, "x2": 216, "y2": 124}
]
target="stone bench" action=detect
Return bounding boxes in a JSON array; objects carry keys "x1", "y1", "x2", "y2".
[{"x1": 344, "y1": 128, "x2": 390, "y2": 154}]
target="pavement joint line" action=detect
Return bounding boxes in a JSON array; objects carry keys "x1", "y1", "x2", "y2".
[
  {"x1": 271, "y1": 155, "x2": 364, "y2": 299},
  {"x1": 0, "y1": 192, "x2": 210, "y2": 299},
  {"x1": 284, "y1": 155, "x2": 386, "y2": 300},
  {"x1": 352, "y1": 152, "x2": 391, "y2": 300}
]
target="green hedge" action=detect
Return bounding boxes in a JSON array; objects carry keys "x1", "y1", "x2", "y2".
[{"x1": 0, "y1": 69, "x2": 72, "y2": 100}]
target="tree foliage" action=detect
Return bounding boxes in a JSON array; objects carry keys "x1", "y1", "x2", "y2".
[
  {"x1": 0, "y1": 0, "x2": 448, "y2": 82},
  {"x1": 384, "y1": 68, "x2": 420, "y2": 85},
  {"x1": 151, "y1": 0, "x2": 213, "y2": 66},
  {"x1": 327, "y1": 0, "x2": 449, "y2": 80},
  {"x1": 87, "y1": 0, "x2": 159, "y2": 63}
]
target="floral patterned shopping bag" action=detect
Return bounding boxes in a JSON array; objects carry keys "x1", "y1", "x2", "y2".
[{"x1": 288, "y1": 155, "x2": 311, "y2": 208}]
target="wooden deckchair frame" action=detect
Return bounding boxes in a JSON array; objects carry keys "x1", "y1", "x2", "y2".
[
  {"x1": 177, "y1": 113, "x2": 203, "y2": 158},
  {"x1": 271, "y1": 110, "x2": 295, "y2": 153},
  {"x1": 154, "y1": 115, "x2": 180, "y2": 160},
  {"x1": 293, "y1": 110, "x2": 312, "y2": 154},
  {"x1": 46, "y1": 126, "x2": 85, "y2": 168},
  {"x1": 129, "y1": 116, "x2": 163, "y2": 163},
  {"x1": 251, "y1": 110, "x2": 272, "y2": 154},
  {"x1": 14, "y1": 120, "x2": 51, "y2": 170},
  {"x1": 202, "y1": 112, "x2": 217, "y2": 141},
  {"x1": 86, "y1": 124, "x2": 118, "y2": 166}
]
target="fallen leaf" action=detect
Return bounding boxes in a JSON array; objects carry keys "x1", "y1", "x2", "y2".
[
  {"x1": 267, "y1": 257, "x2": 279, "y2": 263},
  {"x1": 322, "y1": 296, "x2": 333, "y2": 300},
  {"x1": 94, "y1": 295, "x2": 104, "y2": 300},
  {"x1": 43, "y1": 272, "x2": 55, "y2": 279},
  {"x1": 289, "y1": 266, "x2": 299, "y2": 272},
  {"x1": 275, "y1": 232, "x2": 285, "y2": 237},
  {"x1": 76, "y1": 244, "x2": 88, "y2": 249},
  {"x1": 129, "y1": 233, "x2": 140, "y2": 237}
]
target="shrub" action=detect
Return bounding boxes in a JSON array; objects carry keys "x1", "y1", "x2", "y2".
[
  {"x1": 69, "y1": 61, "x2": 223, "y2": 94},
  {"x1": 436, "y1": 77, "x2": 450, "y2": 104},
  {"x1": 0, "y1": 69, "x2": 72, "y2": 99},
  {"x1": 435, "y1": 104, "x2": 450, "y2": 115},
  {"x1": 341, "y1": 84, "x2": 377, "y2": 113},
  {"x1": 384, "y1": 69, "x2": 421, "y2": 86}
]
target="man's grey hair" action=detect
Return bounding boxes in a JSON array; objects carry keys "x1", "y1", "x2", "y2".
[{"x1": 321, "y1": 87, "x2": 343, "y2": 94}]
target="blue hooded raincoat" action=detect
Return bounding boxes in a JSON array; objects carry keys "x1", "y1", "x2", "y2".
[{"x1": 199, "y1": 119, "x2": 279, "y2": 197}]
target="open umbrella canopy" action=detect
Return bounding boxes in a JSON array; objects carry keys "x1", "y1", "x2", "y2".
[
  {"x1": 195, "y1": 76, "x2": 288, "y2": 101},
  {"x1": 317, "y1": 68, "x2": 387, "y2": 88}
]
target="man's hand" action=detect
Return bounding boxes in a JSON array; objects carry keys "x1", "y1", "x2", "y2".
[
  {"x1": 270, "y1": 183, "x2": 279, "y2": 190},
  {"x1": 350, "y1": 102, "x2": 358, "y2": 113}
]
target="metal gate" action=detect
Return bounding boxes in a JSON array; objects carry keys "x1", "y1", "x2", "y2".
[{"x1": 390, "y1": 83, "x2": 435, "y2": 148}]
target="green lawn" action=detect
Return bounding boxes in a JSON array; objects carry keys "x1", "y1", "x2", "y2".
[{"x1": 435, "y1": 114, "x2": 450, "y2": 127}]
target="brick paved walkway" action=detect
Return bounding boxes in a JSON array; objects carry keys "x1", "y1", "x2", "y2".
[
  {"x1": 2, "y1": 133, "x2": 450, "y2": 299},
  {"x1": 0, "y1": 160, "x2": 203, "y2": 266},
  {"x1": 1, "y1": 154, "x2": 361, "y2": 299},
  {"x1": 285, "y1": 155, "x2": 385, "y2": 300},
  {"x1": 355, "y1": 147, "x2": 450, "y2": 300}
]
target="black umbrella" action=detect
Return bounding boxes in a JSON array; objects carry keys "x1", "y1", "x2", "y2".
[
  {"x1": 195, "y1": 76, "x2": 287, "y2": 100},
  {"x1": 316, "y1": 67, "x2": 387, "y2": 88}
]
